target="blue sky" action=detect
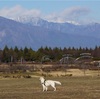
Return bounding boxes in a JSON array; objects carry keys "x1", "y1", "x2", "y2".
[{"x1": 0, "y1": 0, "x2": 100, "y2": 24}]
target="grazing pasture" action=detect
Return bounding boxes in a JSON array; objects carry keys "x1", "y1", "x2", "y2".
[{"x1": 0, "y1": 76, "x2": 100, "y2": 99}]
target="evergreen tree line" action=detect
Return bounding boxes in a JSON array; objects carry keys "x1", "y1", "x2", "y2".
[{"x1": 0, "y1": 45, "x2": 100, "y2": 63}]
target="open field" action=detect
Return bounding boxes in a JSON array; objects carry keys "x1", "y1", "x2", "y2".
[{"x1": 0, "y1": 76, "x2": 100, "y2": 99}]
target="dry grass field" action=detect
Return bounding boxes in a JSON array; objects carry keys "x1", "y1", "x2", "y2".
[{"x1": 0, "y1": 70, "x2": 100, "y2": 99}]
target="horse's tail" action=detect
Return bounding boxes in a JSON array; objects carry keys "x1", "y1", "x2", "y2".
[{"x1": 54, "y1": 81, "x2": 61, "y2": 85}]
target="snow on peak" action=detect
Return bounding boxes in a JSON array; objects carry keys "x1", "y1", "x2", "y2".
[
  {"x1": 13, "y1": 16, "x2": 80, "y2": 26},
  {"x1": 66, "y1": 21, "x2": 80, "y2": 25},
  {"x1": 14, "y1": 16, "x2": 44, "y2": 26}
]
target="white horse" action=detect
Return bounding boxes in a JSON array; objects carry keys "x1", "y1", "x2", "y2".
[{"x1": 39, "y1": 77, "x2": 61, "y2": 91}]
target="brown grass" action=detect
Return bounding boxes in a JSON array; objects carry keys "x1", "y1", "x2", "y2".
[
  {"x1": 38, "y1": 69, "x2": 100, "y2": 77},
  {"x1": 0, "y1": 76, "x2": 100, "y2": 99}
]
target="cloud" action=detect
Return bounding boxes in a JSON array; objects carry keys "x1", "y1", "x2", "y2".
[
  {"x1": 45, "y1": 6, "x2": 90, "y2": 24},
  {"x1": 0, "y1": 5, "x2": 41, "y2": 18},
  {"x1": 61, "y1": 6, "x2": 90, "y2": 17},
  {"x1": 0, "y1": 5, "x2": 90, "y2": 24}
]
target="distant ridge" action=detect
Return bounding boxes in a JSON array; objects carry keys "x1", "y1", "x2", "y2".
[{"x1": 0, "y1": 16, "x2": 100, "y2": 50}]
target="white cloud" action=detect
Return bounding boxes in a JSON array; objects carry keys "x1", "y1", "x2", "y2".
[
  {"x1": 45, "y1": 6, "x2": 90, "y2": 24},
  {"x1": 0, "y1": 5, "x2": 41, "y2": 18},
  {"x1": 0, "y1": 5, "x2": 91, "y2": 24},
  {"x1": 61, "y1": 6, "x2": 90, "y2": 17}
]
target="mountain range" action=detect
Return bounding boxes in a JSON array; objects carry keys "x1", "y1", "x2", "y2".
[{"x1": 0, "y1": 16, "x2": 100, "y2": 50}]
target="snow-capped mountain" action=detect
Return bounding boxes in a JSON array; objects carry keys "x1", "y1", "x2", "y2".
[
  {"x1": 0, "y1": 16, "x2": 100, "y2": 50},
  {"x1": 14, "y1": 16, "x2": 48, "y2": 26},
  {"x1": 15, "y1": 16, "x2": 100, "y2": 38}
]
